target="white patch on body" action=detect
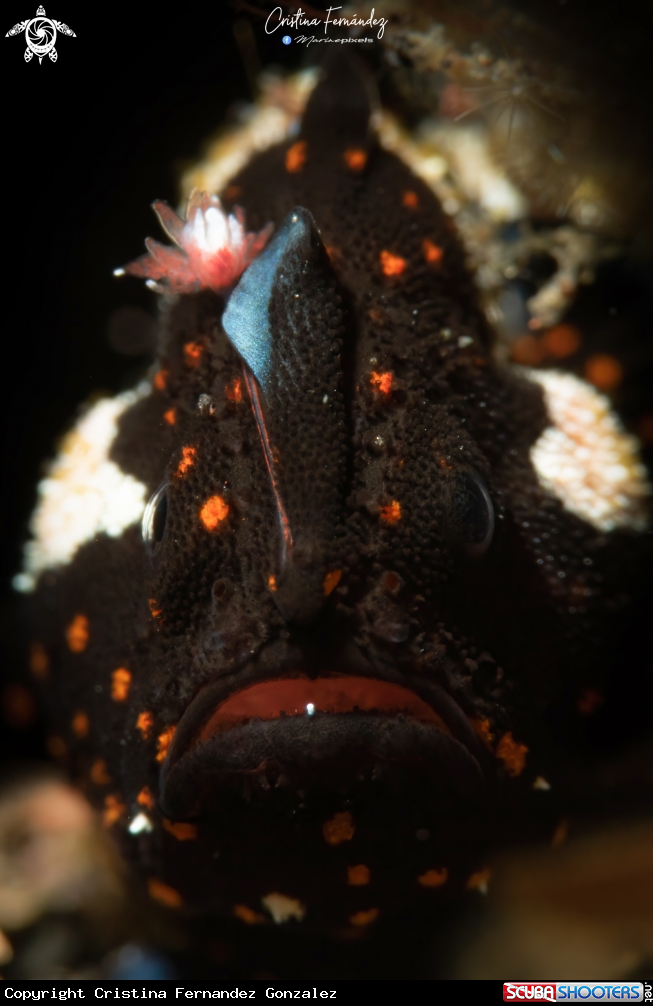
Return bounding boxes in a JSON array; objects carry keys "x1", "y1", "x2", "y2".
[
  {"x1": 527, "y1": 369, "x2": 650, "y2": 532},
  {"x1": 261, "y1": 892, "x2": 306, "y2": 924},
  {"x1": 14, "y1": 384, "x2": 150, "y2": 592}
]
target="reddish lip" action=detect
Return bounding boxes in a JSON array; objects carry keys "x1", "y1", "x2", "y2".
[
  {"x1": 159, "y1": 657, "x2": 491, "y2": 819},
  {"x1": 160, "y1": 666, "x2": 491, "y2": 818},
  {"x1": 194, "y1": 674, "x2": 452, "y2": 745}
]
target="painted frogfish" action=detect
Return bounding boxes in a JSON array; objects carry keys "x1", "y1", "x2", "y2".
[{"x1": 18, "y1": 54, "x2": 650, "y2": 930}]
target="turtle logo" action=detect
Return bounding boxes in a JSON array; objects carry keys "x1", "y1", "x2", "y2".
[{"x1": 5, "y1": 5, "x2": 75, "y2": 63}]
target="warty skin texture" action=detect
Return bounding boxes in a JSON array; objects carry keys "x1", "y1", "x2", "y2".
[{"x1": 24, "y1": 53, "x2": 648, "y2": 929}]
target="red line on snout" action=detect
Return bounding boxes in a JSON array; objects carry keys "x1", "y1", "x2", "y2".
[{"x1": 242, "y1": 365, "x2": 293, "y2": 564}]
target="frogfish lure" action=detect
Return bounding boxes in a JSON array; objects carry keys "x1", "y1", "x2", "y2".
[
  {"x1": 114, "y1": 188, "x2": 273, "y2": 295},
  {"x1": 18, "y1": 52, "x2": 650, "y2": 932}
]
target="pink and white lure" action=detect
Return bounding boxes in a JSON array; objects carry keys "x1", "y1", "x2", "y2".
[{"x1": 115, "y1": 189, "x2": 273, "y2": 294}]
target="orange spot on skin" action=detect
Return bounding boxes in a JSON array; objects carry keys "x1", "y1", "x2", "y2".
[
  {"x1": 585, "y1": 353, "x2": 623, "y2": 390},
  {"x1": 323, "y1": 569, "x2": 342, "y2": 596},
  {"x1": 137, "y1": 786, "x2": 155, "y2": 809},
  {"x1": 183, "y1": 341, "x2": 203, "y2": 367},
  {"x1": 380, "y1": 250, "x2": 406, "y2": 277},
  {"x1": 148, "y1": 877, "x2": 182, "y2": 908},
  {"x1": 381, "y1": 570, "x2": 403, "y2": 595},
  {"x1": 47, "y1": 736, "x2": 66, "y2": 759},
  {"x1": 199, "y1": 495, "x2": 229, "y2": 531},
  {"x1": 349, "y1": 908, "x2": 380, "y2": 927},
  {"x1": 2, "y1": 683, "x2": 35, "y2": 728},
  {"x1": 66, "y1": 614, "x2": 89, "y2": 653},
  {"x1": 344, "y1": 147, "x2": 367, "y2": 171},
  {"x1": 542, "y1": 323, "x2": 581, "y2": 358},
  {"x1": 175, "y1": 445, "x2": 196, "y2": 477},
  {"x1": 511, "y1": 335, "x2": 545, "y2": 366},
  {"x1": 368, "y1": 308, "x2": 384, "y2": 324},
  {"x1": 577, "y1": 688, "x2": 604, "y2": 715},
  {"x1": 103, "y1": 794, "x2": 126, "y2": 828},
  {"x1": 418, "y1": 868, "x2": 449, "y2": 888},
  {"x1": 153, "y1": 369, "x2": 168, "y2": 391},
  {"x1": 111, "y1": 668, "x2": 132, "y2": 702},
  {"x1": 465, "y1": 868, "x2": 491, "y2": 893},
  {"x1": 323, "y1": 811, "x2": 355, "y2": 845},
  {"x1": 268, "y1": 575, "x2": 277, "y2": 592},
  {"x1": 225, "y1": 377, "x2": 243, "y2": 403},
  {"x1": 285, "y1": 140, "x2": 307, "y2": 173},
  {"x1": 163, "y1": 819, "x2": 198, "y2": 841},
  {"x1": 29, "y1": 641, "x2": 49, "y2": 679},
  {"x1": 496, "y1": 731, "x2": 528, "y2": 777},
  {"x1": 552, "y1": 818, "x2": 569, "y2": 847},
  {"x1": 72, "y1": 711, "x2": 89, "y2": 738},
  {"x1": 90, "y1": 759, "x2": 110, "y2": 786},
  {"x1": 156, "y1": 725, "x2": 176, "y2": 762},
  {"x1": 347, "y1": 864, "x2": 370, "y2": 886},
  {"x1": 402, "y1": 190, "x2": 419, "y2": 208},
  {"x1": 422, "y1": 238, "x2": 444, "y2": 264},
  {"x1": 380, "y1": 500, "x2": 402, "y2": 525},
  {"x1": 148, "y1": 599, "x2": 162, "y2": 618},
  {"x1": 163, "y1": 408, "x2": 176, "y2": 426},
  {"x1": 233, "y1": 904, "x2": 266, "y2": 925},
  {"x1": 471, "y1": 717, "x2": 494, "y2": 749},
  {"x1": 136, "y1": 710, "x2": 154, "y2": 739},
  {"x1": 370, "y1": 370, "x2": 393, "y2": 395}
]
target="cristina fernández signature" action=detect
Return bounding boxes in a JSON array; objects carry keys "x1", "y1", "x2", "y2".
[{"x1": 265, "y1": 5, "x2": 388, "y2": 40}]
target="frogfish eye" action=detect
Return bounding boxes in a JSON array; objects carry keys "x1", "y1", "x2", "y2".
[
  {"x1": 142, "y1": 482, "x2": 168, "y2": 553},
  {"x1": 448, "y1": 469, "x2": 495, "y2": 556}
]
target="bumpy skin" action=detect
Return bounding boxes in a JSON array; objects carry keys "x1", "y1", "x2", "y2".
[{"x1": 28, "y1": 55, "x2": 642, "y2": 928}]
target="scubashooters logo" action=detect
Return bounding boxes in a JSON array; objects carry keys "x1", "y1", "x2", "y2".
[
  {"x1": 503, "y1": 984, "x2": 645, "y2": 1002},
  {"x1": 5, "y1": 5, "x2": 75, "y2": 63}
]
